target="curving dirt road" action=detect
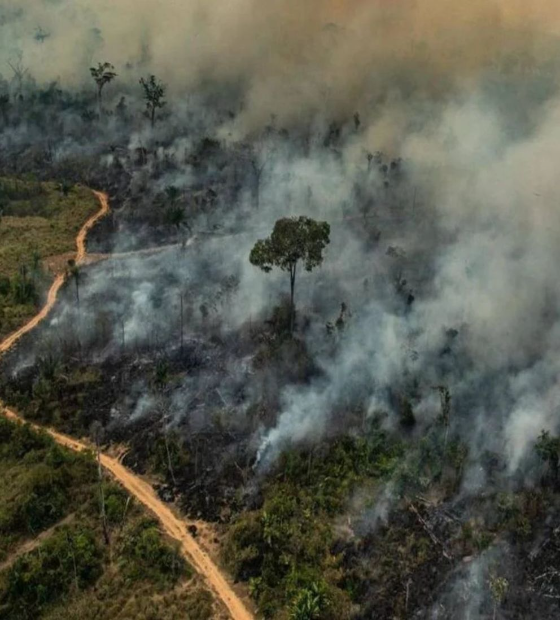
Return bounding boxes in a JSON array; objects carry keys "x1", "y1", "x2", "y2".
[
  {"x1": 0, "y1": 190, "x2": 110, "y2": 356},
  {"x1": 0, "y1": 273, "x2": 65, "y2": 355},
  {"x1": 77, "y1": 190, "x2": 110, "y2": 262},
  {"x1": 0, "y1": 190, "x2": 254, "y2": 620}
]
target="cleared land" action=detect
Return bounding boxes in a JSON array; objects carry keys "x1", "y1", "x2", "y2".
[{"x1": 0, "y1": 177, "x2": 98, "y2": 338}]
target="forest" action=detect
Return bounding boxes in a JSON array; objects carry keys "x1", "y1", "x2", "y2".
[{"x1": 2, "y1": 1, "x2": 560, "y2": 619}]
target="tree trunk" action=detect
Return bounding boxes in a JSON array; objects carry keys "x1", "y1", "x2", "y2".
[
  {"x1": 180, "y1": 293, "x2": 184, "y2": 354},
  {"x1": 552, "y1": 455, "x2": 559, "y2": 489},
  {"x1": 289, "y1": 263, "x2": 297, "y2": 334},
  {"x1": 75, "y1": 277, "x2": 80, "y2": 311},
  {"x1": 96, "y1": 443, "x2": 111, "y2": 546},
  {"x1": 66, "y1": 531, "x2": 79, "y2": 591},
  {"x1": 162, "y1": 412, "x2": 177, "y2": 486},
  {"x1": 254, "y1": 168, "x2": 262, "y2": 210},
  {"x1": 164, "y1": 429, "x2": 177, "y2": 486}
]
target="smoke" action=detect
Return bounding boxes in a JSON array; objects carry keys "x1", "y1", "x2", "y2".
[
  {"x1": 254, "y1": 86, "x2": 560, "y2": 474},
  {"x1": 3, "y1": 0, "x2": 560, "y2": 139},
  {"x1": 4, "y1": 4, "x2": 560, "y2": 618},
  {"x1": 2, "y1": 0, "x2": 560, "y2": 489},
  {"x1": 430, "y1": 546, "x2": 507, "y2": 619}
]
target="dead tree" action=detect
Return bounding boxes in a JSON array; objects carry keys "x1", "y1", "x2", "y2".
[
  {"x1": 7, "y1": 52, "x2": 28, "y2": 99},
  {"x1": 179, "y1": 292, "x2": 184, "y2": 354},
  {"x1": 91, "y1": 423, "x2": 111, "y2": 547},
  {"x1": 235, "y1": 141, "x2": 269, "y2": 210},
  {"x1": 65, "y1": 531, "x2": 79, "y2": 591},
  {"x1": 251, "y1": 157, "x2": 266, "y2": 210},
  {"x1": 433, "y1": 386, "x2": 452, "y2": 449}
]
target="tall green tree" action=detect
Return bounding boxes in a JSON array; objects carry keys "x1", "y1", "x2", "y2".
[
  {"x1": 89, "y1": 62, "x2": 117, "y2": 114},
  {"x1": 140, "y1": 75, "x2": 166, "y2": 127},
  {"x1": 250, "y1": 216, "x2": 330, "y2": 333}
]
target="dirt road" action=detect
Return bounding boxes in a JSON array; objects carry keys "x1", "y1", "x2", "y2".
[
  {"x1": 76, "y1": 190, "x2": 110, "y2": 262},
  {"x1": 0, "y1": 273, "x2": 65, "y2": 355},
  {"x1": 0, "y1": 189, "x2": 110, "y2": 355},
  {"x1": 0, "y1": 190, "x2": 254, "y2": 620}
]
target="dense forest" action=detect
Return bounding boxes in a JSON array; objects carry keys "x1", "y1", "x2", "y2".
[{"x1": 2, "y1": 1, "x2": 560, "y2": 619}]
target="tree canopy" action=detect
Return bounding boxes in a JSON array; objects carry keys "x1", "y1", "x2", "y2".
[
  {"x1": 250, "y1": 216, "x2": 330, "y2": 274},
  {"x1": 140, "y1": 75, "x2": 167, "y2": 127},
  {"x1": 89, "y1": 62, "x2": 117, "y2": 112},
  {"x1": 250, "y1": 216, "x2": 330, "y2": 332}
]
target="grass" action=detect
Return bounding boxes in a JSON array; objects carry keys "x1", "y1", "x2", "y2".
[
  {"x1": 0, "y1": 177, "x2": 99, "y2": 278},
  {"x1": 0, "y1": 176, "x2": 99, "y2": 339}
]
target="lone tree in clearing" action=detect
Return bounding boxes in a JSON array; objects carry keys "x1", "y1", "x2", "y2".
[
  {"x1": 89, "y1": 62, "x2": 117, "y2": 114},
  {"x1": 140, "y1": 75, "x2": 166, "y2": 127},
  {"x1": 250, "y1": 216, "x2": 330, "y2": 333}
]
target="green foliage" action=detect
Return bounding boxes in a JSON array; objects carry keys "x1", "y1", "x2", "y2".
[
  {"x1": 1, "y1": 526, "x2": 103, "y2": 619},
  {"x1": 40, "y1": 579, "x2": 213, "y2": 620},
  {"x1": 0, "y1": 177, "x2": 44, "y2": 203},
  {"x1": 149, "y1": 431, "x2": 190, "y2": 481},
  {"x1": 0, "y1": 418, "x2": 52, "y2": 457},
  {"x1": 0, "y1": 276, "x2": 10, "y2": 296},
  {"x1": 37, "y1": 352, "x2": 63, "y2": 383},
  {"x1": 535, "y1": 430, "x2": 560, "y2": 483},
  {"x1": 495, "y1": 490, "x2": 541, "y2": 541},
  {"x1": 165, "y1": 185, "x2": 181, "y2": 204},
  {"x1": 0, "y1": 418, "x2": 204, "y2": 620},
  {"x1": 139, "y1": 75, "x2": 166, "y2": 126},
  {"x1": 488, "y1": 572, "x2": 509, "y2": 611},
  {"x1": 165, "y1": 205, "x2": 186, "y2": 231},
  {"x1": 103, "y1": 484, "x2": 130, "y2": 526},
  {"x1": 152, "y1": 358, "x2": 170, "y2": 390},
  {"x1": 58, "y1": 181, "x2": 74, "y2": 197},
  {"x1": 0, "y1": 421, "x2": 96, "y2": 540},
  {"x1": 0, "y1": 177, "x2": 98, "y2": 338},
  {"x1": 11, "y1": 264, "x2": 37, "y2": 304},
  {"x1": 224, "y1": 431, "x2": 400, "y2": 618},
  {"x1": 120, "y1": 518, "x2": 187, "y2": 585},
  {"x1": 89, "y1": 63, "x2": 117, "y2": 91},
  {"x1": 459, "y1": 520, "x2": 494, "y2": 553},
  {"x1": 250, "y1": 217, "x2": 331, "y2": 275},
  {"x1": 250, "y1": 216, "x2": 330, "y2": 331},
  {"x1": 290, "y1": 582, "x2": 330, "y2": 620},
  {"x1": 394, "y1": 430, "x2": 467, "y2": 496},
  {"x1": 10, "y1": 362, "x2": 104, "y2": 434},
  {"x1": 2, "y1": 464, "x2": 68, "y2": 534},
  {"x1": 89, "y1": 62, "x2": 117, "y2": 111}
]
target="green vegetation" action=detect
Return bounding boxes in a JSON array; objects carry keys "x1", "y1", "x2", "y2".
[
  {"x1": 3, "y1": 362, "x2": 104, "y2": 435},
  {"x1": 139, "y1": 75, "x2": 167, "y2": 127},
  {"x1": 535, "y1": 430, "x2": 560, "y2": 485},
  {"x1": 0, "y1": 417, "x2": 96, "y2": 560},
  {"x1": 224, "y1": 429, "x2": 403, "y2": 619},
  {"x1": 222, "y1": 420, "x2": 558, "y2": 618},
  {"x1": 0, "y1": 417, "x2": 212, "y2": 620},
  {"x1": 90, "y1": 62, "x2": 117, "y2": 113},
  {"x1": 0, "y1": 177, "x2": 98, "y2": 338},
  {"x1": 250, "y1": 216, "x2": 331, "y2": 333}
]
